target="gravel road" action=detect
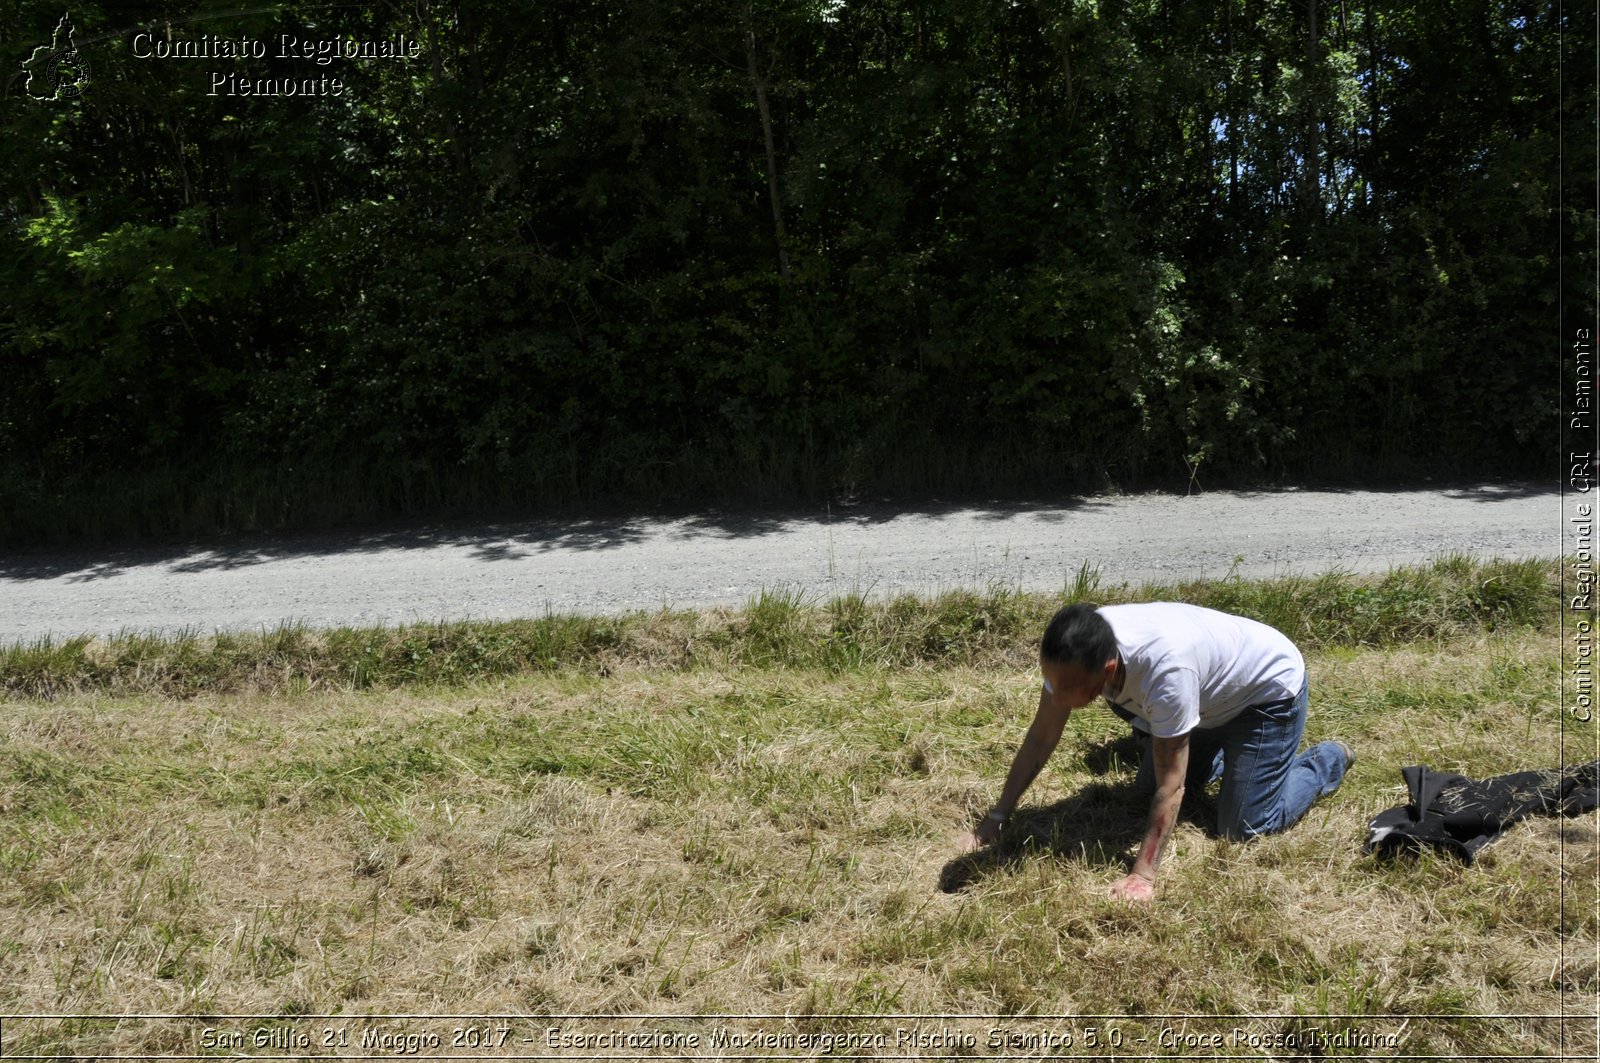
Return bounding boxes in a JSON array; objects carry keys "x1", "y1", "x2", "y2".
[{"x1": 0, "y1": 483, "x2": 1559, "y2": 644}]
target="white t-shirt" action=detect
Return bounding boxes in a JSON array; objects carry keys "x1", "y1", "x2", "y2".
[{"x1": 1095, "y1": 602, "x2": 1305, "y2": 738}]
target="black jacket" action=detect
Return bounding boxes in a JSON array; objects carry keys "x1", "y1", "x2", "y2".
[{"x1": 1365, "y1": 760, "x2": 1600, "y2": 863}]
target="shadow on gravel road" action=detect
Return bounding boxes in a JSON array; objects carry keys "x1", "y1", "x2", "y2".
[
  {"x1": 0, "y1": 497, "x2": 1119, "y2": 582},
  {"x1": 0, "y1": 481, "x2": 1556, "y2": 583}
]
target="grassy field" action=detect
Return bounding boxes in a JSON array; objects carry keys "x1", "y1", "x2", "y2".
[{"x1": 1, "y1": 559, "x2": 1596, "y2": 1058}]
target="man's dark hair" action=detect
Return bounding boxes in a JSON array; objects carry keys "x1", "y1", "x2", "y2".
[{"x1": 1040, "y1": 604, "x2": 1117, "y2": 671}]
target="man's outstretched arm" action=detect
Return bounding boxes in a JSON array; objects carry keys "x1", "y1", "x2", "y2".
[
  {"x1": 1111, "y1": 732, "x2": 1189, "y2": 903},
  {"x1": 959, "y1": 686, "x2": 1070, "y2": 851}
]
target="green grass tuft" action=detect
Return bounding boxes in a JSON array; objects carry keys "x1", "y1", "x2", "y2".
[{"x1": 1, "y1": 557, "x2": 1561, "y2": 702}]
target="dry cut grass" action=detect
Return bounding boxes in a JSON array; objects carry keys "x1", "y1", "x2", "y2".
[{"x1": 1, "y1": 625, "x2": 1595, "y2": 1058}]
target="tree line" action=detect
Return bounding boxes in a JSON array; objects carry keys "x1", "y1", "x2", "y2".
[{"x1": 1, "y1": 0, "x2": 1589, "y2": 545}]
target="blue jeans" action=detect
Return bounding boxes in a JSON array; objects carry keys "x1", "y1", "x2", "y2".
[{"x1": 1126, "y1": 682, "x2": 1348, "y2": 841}]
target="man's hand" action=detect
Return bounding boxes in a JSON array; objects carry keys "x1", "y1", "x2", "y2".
[
  {"x1": 1109, "y1": 872, "x2": 1155, "y2": 905},
  {"x1": 954, "y1": 813, "x2": 1005, "y2": 854}
]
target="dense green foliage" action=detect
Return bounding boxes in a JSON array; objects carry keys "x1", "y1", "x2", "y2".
[{"x1": 1, "y1": 1, "x2": 1587, "y2": 543}]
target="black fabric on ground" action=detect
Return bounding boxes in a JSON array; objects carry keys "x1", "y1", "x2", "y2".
[{"x1": 1365, "y1": 760, "x2": 1600, "y2": 863}]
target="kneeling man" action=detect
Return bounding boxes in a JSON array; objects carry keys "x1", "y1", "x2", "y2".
[{"x1": 960, "y1": 602, "x2": 1353, "y2": 904}]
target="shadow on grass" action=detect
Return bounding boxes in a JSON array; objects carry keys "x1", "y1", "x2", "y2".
[
  {"x1": 1081, "y1": 731, "x2": 1145, "y2": 777},
  {"x1": 939, "y1": 780, "x2": 1149, "y2": 893},
  {"x1": 940, "y1": 732, "x2": 1234, "y2": 894}
]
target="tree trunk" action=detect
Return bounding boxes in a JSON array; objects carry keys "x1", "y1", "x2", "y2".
[
  {"x1": 1303, "y1": 0, "x2": 1321, "y2": 213},
  {"x1": 419, "y1": 0, "x2": 472, "y2": 187},
  {"x1": 1365, "y1": 0, "x2": 1380, "y2": 214},
  {"x1": 744, "y1": 4, "x2": 790, "y2": 280},
  {"x1": 1226, "y1": 0, "x2": 1239, "y2": 215}
]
